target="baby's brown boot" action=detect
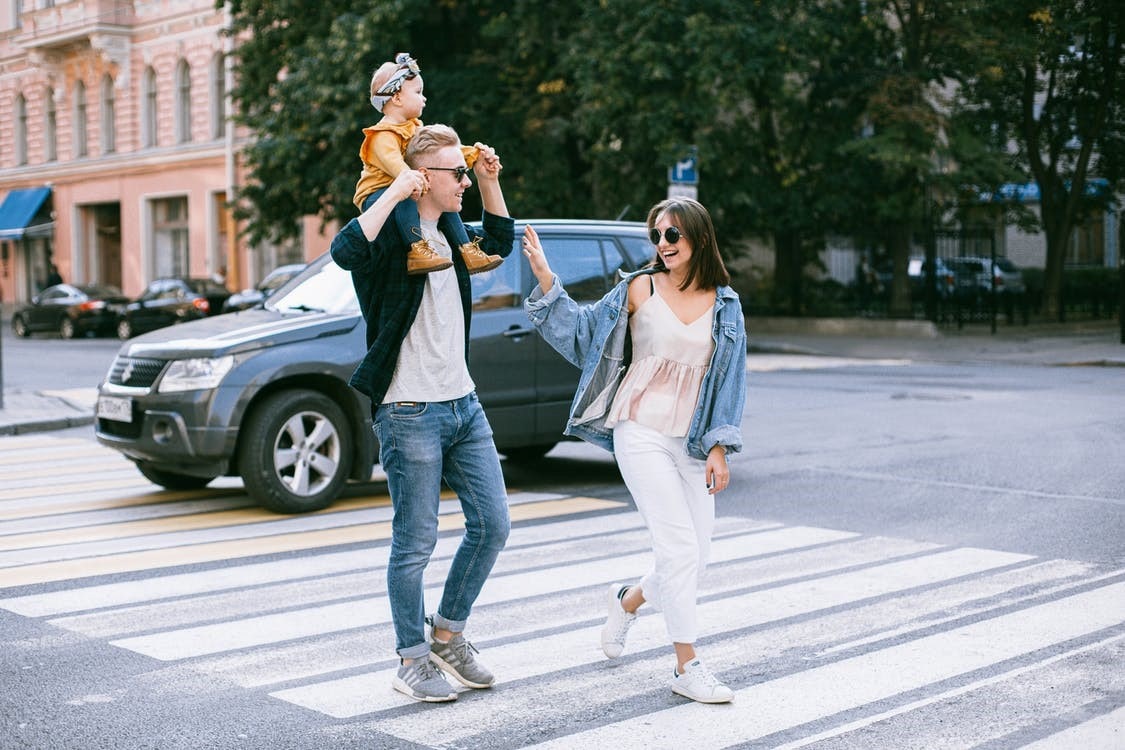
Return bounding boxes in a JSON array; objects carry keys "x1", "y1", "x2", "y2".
[
  {"x1": 407, "y1": 238, "x2": 454, "y2": 275},
  {"x1": 459, "y1": 238, "x2": 503, "y2": 275}
]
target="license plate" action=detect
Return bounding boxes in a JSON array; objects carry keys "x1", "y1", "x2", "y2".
[{"x1": 96, "y1": 395, "x2": 132, "y2": 423}]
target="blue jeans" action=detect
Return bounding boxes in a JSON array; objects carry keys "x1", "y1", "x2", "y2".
[{"x1": 374, "y1": 392, "x2": 510, "y2": 659}]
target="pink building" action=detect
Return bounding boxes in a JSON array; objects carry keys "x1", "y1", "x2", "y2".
[{"x1": 0, "y1": 0, "x2": 330, "y2": 306}]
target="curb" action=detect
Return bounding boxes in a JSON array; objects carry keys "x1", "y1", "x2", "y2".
[
  {"x1": 748, "y1": 316, "x2": 940, "y2": 338},
  {"x1": 0, "y1": 414, "x2": 94, "y2": 436}
]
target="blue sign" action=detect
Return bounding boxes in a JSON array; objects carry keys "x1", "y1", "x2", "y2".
[{"x1": 669, "y1": 152, "x2": 699, "y2": 185}]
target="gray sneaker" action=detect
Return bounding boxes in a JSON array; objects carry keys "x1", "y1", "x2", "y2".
[
  {"x1": 392, "y1": 658, "x2": 458, "y2": 703},
  {"x1": 429, "y1": 631, "x2": 495, "y2": 689}
]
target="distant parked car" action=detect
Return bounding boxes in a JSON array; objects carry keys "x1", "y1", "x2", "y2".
[
  {"x1": 116, "y1": 277, "x2": 232, "y2": 340},
  {"x1": 907, "y1": 257, "x2": 958, "y2": 302},
  {"x1": 946, "y1": 256, "x2": 1026, "y2": 305},
  {"x1": 10, "y1": 283, "x2": 129, "y2": 339},
  {"x1": 221, "y1": 264, "x2": 306, "y2": 313}
]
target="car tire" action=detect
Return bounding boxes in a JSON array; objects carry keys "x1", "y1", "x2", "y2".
[
  {"x1": 239, "y1": 389, "x2": 352, "y2": 514},
  {"x1": 11, "y1": 315, "x2": 29, "y2": 338},
  {"x1": 59, "y1": 317, "x2": 76, "y2": 340},
  {"x1": 501, "y1": 443, "x2": 557, "y2": 463},
  {"x1": 117, "y1": 318, "x2": 133, "y2": 340},
  {"x1": 135, "y1": 461, "x2": 215, "y2": 490}
]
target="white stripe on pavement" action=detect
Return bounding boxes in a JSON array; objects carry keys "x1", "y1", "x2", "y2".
[
  {"x1": 107, "y1": 525, "x2": 857, "y2": 660},
  {"x1": 521, "y1": 581, "x2": 1125, "y2": 750},
  {"x1": 272, "y1": 546, "x2": 1030, "y2": 718}
]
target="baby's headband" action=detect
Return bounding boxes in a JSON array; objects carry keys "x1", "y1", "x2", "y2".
[{"x1": 370, "y1": 53, "x2": 421, "y2": 111}]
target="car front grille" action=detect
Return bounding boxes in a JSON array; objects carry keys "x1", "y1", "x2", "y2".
[{"x1": 108, "y1": 356, "x2": 166, "y2": 388}]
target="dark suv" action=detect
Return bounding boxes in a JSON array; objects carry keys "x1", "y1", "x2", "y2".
[{"x1": 95, "y1": 220, "x2": 653, "y2": 513}]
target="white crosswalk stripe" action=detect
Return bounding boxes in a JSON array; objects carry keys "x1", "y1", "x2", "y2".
[{"x1": 0, "y1": 433, "x2": 1122, "y2": 748}]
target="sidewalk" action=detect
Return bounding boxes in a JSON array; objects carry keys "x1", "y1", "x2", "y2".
[{"x1": 0, "y1": 318, "x2": 1121, "y2": 437}]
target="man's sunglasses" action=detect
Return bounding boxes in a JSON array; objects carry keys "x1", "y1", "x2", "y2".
[
  {"x1": 650, "y1": 226, "x2": 682, "y2": 245},
  {"x1": 425, "y1": 166, "x2": 473, "y2": 181}
]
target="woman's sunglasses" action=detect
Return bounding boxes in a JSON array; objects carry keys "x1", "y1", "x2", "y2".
[{"x1": 650, "y1": 226, "x2": 682, "y2": 245}]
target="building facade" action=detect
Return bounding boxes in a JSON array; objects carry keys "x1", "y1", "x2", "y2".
[{"x1": 0, "y1": 0, "x2": 327, "y2": 306}]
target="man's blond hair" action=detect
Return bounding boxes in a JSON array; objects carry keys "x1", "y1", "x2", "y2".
[{"x1": 404, "y1": 124, "x2": 461, "y2": 168}]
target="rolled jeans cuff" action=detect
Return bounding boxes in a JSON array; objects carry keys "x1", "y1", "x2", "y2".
[
  {"x1": 432, "y1": 612, "x2": 467, "y2": 633},
  {"x1": 398, "y1": 640, "x2": 432, "y2": 661}
]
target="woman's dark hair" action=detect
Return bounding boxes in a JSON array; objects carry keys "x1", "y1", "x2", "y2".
[{"x1": 647, "y1": 197, "x2": 729, "y2": 291}]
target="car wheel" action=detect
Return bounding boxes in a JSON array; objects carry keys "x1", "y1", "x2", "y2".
[
  {"x1": 239, "y1": 389, "x2": 352, "y2": 514},
  {"x1": 59, "y1": 317, "x2": 76, "y2": 340},
  {"x1": 501, "y1": 443, "x2": 557, "y2": 463},
  {"x1": 11, "y1": 315, "x2": 29, "y2": 338},
  {"x1": 135, "y1": 461, "x2": 215, "y2": 490},
  {"x1": 117, "y1": 318, "x2": 133, "y2": 340}
]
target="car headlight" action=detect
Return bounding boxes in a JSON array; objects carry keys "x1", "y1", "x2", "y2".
[{"x1": 158, "y1": 356, "x2": 235, "y2": 393}]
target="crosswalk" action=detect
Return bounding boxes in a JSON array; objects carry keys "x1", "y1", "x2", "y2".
[{"x1": 1, "y1": 433, "x2": 1122, "y2": 749}]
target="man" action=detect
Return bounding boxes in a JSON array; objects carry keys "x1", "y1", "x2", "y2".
[{"x1": 330, "y1": 124, "x2": 513, "y2": 703}]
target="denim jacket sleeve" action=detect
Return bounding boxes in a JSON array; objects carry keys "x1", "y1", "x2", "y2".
[
  {"x1": 523, "y1": 274, "x2": 622, "y2": 368},
  {"x1": 688, "y1": 291, "x2": 747, "y2": 458}
]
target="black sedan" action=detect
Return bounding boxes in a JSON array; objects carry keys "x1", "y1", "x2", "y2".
[
  {"x1": 116, "y1": 278, "x2": 232, "y2": 339},
  {"x1": 11, "y1": 283, "x2": 129, "y2": 339}
]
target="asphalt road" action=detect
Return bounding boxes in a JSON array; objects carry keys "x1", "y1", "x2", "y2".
[{"x1": 1, "y1": 356, "x2": 1122, "y2": 748}]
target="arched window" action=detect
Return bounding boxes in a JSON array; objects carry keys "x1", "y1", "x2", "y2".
[
  {"x1": 175, "y1": 58, "x2": 192, "y2": 143},
  {"x1": 142, "y1": 66, "x2": 157, "y2": 147},
  {"x1": 15, "y1": 94, "x2": 28, "y2": 165},
  {"x1": 45, "y1": 88, "x2": 57, "y2": 161},
  {"x1": 101, "y1": 75, "x2": 116, "y2": 154},
  {"x1": 74, "y1": 80, "x2": 88, "y2": 158},
  {"x1": 210, "y1": 52, "x2": 227, "y2": 140}
]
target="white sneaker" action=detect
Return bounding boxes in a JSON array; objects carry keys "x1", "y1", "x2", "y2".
[
  {"x1": 600, "y1": 583, "x2": 637, "y2": 659},
  {"x1": 671, "y1": 659, "x2": 734, "y2": 704}
]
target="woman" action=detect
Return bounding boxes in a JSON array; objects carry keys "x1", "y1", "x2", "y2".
[{"x1": 522, "y1": 197, "x2": 746, "y2": 704}]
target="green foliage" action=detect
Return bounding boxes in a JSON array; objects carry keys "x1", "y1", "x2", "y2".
[{"x1": 224, "y1": 0, "x2": 1123, "y2": 321}]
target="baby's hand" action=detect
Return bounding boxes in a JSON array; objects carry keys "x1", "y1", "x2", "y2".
[{"x1": 473, "y1": 142, "x2": 502, "y2": 176}]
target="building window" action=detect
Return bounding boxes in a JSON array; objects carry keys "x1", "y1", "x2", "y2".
[
  {"x1": 152, "y1": 196, "x2": 190, "y2": 277},
  {"x1": 101, "y1": 75, "x2": 116, "y2": 154},
  {"x1": 142, "y1": 66, "x2": 157, "y2": 147},
  {"x1": 74, "y1": 80, "x2": 88, "y2": 158},
  {"x1": 45, "y1": 88, "x2": 57, "y2": 162},
  {"x1": 15, "y1": 94, "x2": 28, "y2": 165},
  {"x1": 175, "y1": 59, "x2": 192, "y2": 143},
  {"x1": 14, "y1": 0, "x2": 23, "y2": 30},
  {"x1": 1067, "y1": 210, "x2": 1106, "y2": 267},
  {"x1": 210, "y1": 52, "x2": 226, "y2": 140}
]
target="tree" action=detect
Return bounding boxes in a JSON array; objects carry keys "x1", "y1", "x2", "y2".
[
  {"x1": 959, "y1": 0, "x2": 1125, "y2": 319},
  {"x1": 225, "y1": 0, "x2": 590, "y2": 246},
  {"x1": 568, "y1": 0, "x2": 880, "y2": 313}
]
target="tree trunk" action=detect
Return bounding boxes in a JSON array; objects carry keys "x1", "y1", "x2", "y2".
[
  {"x1": 887, "y1": 223, "x2": 913, "y2": 318},
  {"x1": 1039, "y1": 197, "x2": 1072, "y2": 322},
  {"x1": 772, "y1": 230, "x2": 804, "y2": 316}
]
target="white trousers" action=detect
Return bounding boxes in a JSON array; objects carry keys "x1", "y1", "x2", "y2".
[{"x1": 612, "y1": 420, "x2": 715, "y2": 644}]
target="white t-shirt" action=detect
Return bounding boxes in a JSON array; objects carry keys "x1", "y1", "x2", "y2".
[{"x1": 381, "y1": 219, "x2": 476, "y2": 404}]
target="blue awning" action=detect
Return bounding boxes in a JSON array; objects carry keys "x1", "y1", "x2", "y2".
[{"x1": 0, "y1": 186, "x2": 52, "y2": 240}]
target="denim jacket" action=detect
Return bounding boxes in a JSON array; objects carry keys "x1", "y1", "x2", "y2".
[{"x1": 524, "y1": 268, "x2": 747, "y2": 460}]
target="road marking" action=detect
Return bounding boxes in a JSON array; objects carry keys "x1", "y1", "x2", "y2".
[
  {"x1": 108, "y1": 525, "x2": 856, "y2": 660},
  {"x1": 273, "y1": 546, "x2": 1031, "y2": 719},
  {"x1": 0, "y1": 496, "x2": 621, "y2": 587},
  {"x1": 520, "y1": 581, "x2": 1125, "y2": 749}
]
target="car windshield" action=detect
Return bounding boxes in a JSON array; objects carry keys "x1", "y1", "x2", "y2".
[
  {"x1": 995, "y1": 258, "x2": 1018, "y2": 272},
  {"x1": 266, "y1": 258, "x2": 360, "y2": 315}
]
